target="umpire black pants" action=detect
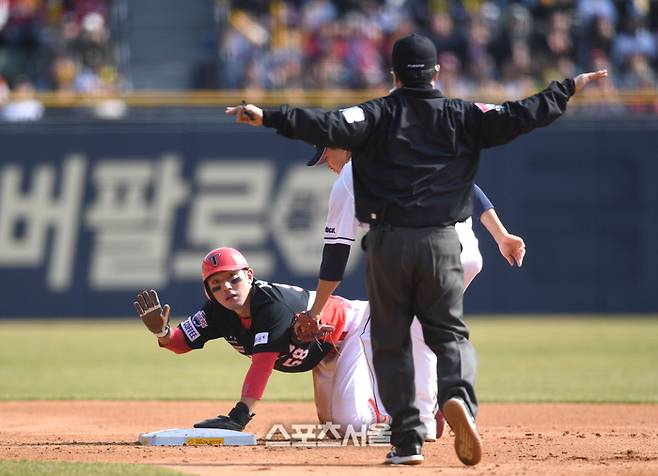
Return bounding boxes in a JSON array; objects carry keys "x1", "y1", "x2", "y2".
[{"x1": 366, "y1": 225, "x2": 478, "y2": 448}]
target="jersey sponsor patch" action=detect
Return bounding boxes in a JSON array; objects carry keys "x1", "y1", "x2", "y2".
[
  {"x1": 191, "y1": 310, "x2": 208, "y2": 329},
  {"x1": 475, "y1": 102, "x2": 504, "y2": 113},
  {"x1": 340, "y1": 106, "x2": 365, "y2": 124},
  {"x1": 181, "y1": 318, "x2": 201, "y2": 341},
  {"x1": 254, "y1": 332, "x2": 269, "y2": 346}
]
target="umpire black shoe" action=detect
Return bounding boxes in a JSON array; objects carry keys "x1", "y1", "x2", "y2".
[
  {"x1": 384, "y1": 444, "x2": 424, "y2": 465},
  {"x1": 443, "y1": 398, "x2": 483, "y2": 466}
]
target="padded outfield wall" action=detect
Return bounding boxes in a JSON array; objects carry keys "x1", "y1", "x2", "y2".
[{"x1": 0, "y1": 116, "x2": 656, "y2": 317}]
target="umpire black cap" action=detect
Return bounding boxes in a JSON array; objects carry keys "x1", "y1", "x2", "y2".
[{"x1": 392, "y1": 33, "x2": 437, "y2": 74}]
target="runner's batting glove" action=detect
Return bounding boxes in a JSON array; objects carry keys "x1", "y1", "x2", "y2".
[
  {"x1": 193, "y1": 402, "x2": 254, "y2": 431},
  {"x1": 133, "y1": 289, "x2": 171, "y2": 338}
]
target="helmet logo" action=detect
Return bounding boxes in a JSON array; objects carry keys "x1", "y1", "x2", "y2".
[{"x1": 209, "y1": 253, "x2": 220, "y2": 266}]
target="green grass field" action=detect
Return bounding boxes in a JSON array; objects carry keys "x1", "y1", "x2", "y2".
[{"x1": 1, "y1": 317, "x2": 657, "y2": 402}]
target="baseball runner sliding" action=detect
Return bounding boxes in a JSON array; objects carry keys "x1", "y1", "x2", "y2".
[{"x1": 134, "y1": 248, "x2": 409, "y2": 432}]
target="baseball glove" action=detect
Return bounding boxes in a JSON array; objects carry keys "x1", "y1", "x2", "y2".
[
  {"x1": 194, "y1": 402, "x2": 254, "y2": 431},
  {"x1": 292, "y1": 311, "x2": 335, "y2": 343}
]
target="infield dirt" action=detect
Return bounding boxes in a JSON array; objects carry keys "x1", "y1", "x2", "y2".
[{"x1": 1, "y1": 401, "x2": 657, "y2": 475}]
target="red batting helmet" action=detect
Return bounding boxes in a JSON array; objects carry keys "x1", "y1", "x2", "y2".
[
  {"x1": 202, "y1": 247, "x2": 250, "y2": 282},
  {"x1": 202, "y1": 247, "x2": 250, "y2": 302}
]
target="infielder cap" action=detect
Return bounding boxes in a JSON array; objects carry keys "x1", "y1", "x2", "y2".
[
  {"x1": 306, "y1": 146, "x2": 327, "y2": 167},
  {"x1": 392, "y1": 33, "x2": 437, "y2": 74},
  {"x1": 202, "y1": 247, "x2": 249, "y2": 282}
]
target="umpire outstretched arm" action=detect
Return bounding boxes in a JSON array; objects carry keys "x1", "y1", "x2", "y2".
[
  {"x1": 226, "y1": 70, "x2": 607, "y2": 154},
  {"x1": 227, "y1": 102, "x2": 373, "y2": 151}
]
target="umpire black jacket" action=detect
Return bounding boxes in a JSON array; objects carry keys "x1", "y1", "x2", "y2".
[{"x1": 263, "y1": 78, "x2": 576, "y2": 227}]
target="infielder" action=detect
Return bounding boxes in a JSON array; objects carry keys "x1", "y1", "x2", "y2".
[{"x1": 303, "y1": 146, "x2": 526, "y2": 442}]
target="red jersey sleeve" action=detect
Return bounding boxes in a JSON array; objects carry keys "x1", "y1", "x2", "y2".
[
  {"x1": 158, "y1": 326, "x2": 192, "y2": 354},
  {"x1": 241, "y1": 351, "x2": 279, "y2": 400}
]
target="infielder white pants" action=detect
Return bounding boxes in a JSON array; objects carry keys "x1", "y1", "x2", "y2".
[{"x1": 311, "y1": 301, "x2": 439, "y2": 437}]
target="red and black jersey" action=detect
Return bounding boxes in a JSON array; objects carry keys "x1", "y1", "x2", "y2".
[{"x1": 177, "y1": 279, "x2": 334, "y2": 373}]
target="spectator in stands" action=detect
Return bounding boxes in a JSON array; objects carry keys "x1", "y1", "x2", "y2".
[
  {"x1": 577, "y1": 0, "x2": 618, "y2": 27},
  {"x1": 50, "y1": 54, "x2": 77, "y2": 96},
  {"x1": 0, "y1": 0, "x2": 8, "y2": 30},
  {"x1": 577, "y1": 14, "x2": 616, "y2": 70},
  {"x1": 1, "y1": 0, "x2": 658, "y2": 102},
  {"x1": 435, "y1": 51, "x2": 469, "y2": 97},
  {"x1": 213, "y1": 0, "x2": 658, "y2": 95},
  {"x1": 617, "y1": 51, "x2": 657, "y2": 89},
  {"x1": 1, "y1": 76, "x2": 43, "y2": 121},
  {"x1": 611, "y1": 15, "x2": 656, "y2": 69},
  {"x1": 429, "y1": 12, "x2": 469, "y2": 67},
  {"x1": 0, "y1": 73, "x2": 8, "y2": 104},
  {"x1": 500, "y1": 42, "x2": 537, "y2": 98},
  {"x1": 0, "y1": 0, "x2": 47, "y2": 85},
  {"x1": 1, "y1": 0, "x2": 117, "y2": 92}
]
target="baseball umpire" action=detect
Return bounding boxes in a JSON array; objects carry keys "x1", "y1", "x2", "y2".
[
  {"x1": 227, "y1": 33, "x2": 606, "y2": 465},
  {"x1": 302, "y1": 146, "x2": 526, "y2": 446}
]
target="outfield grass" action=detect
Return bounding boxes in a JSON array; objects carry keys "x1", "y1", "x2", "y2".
[
  {"x1": 0, "y1": 317, "x2": 656, "y2": 402},
  {"x1": 472, "y1": 317, "x2": 658, "y2": 402},
  {"x1": 0, "y1": 460, "x2": 185, "y2": 475}
]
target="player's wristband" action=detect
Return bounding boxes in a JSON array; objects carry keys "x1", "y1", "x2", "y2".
[{"x1": 154, "y1": 325, "x2": 170, "y2": 338}]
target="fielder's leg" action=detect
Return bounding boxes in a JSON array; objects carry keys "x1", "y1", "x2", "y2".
[
  {"x1": 410, "y1": 317, "x2": 439, "y2": 441},
  {"x1": 329, "y1": 301, "x2": 387, "y2": 431},
  {"x1": 361, "y1": 313, "x2": 437, "y2": 441}
]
